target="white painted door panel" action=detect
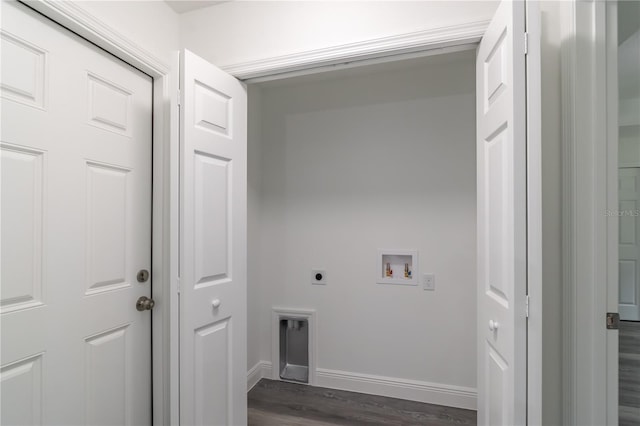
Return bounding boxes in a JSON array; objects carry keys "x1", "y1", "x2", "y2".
[
  {"x1": 1, "y1": 2, "x2": 152, "y2": 424},
  {"x1": 476, "y1": 1, "x2": 528, "y2": 425},
  {"x1": 179, "y1": 50, "x2": 247, "y2": 426},
  {"x1": 619, "y1": 168, "x2": 640, "y2": 321}
]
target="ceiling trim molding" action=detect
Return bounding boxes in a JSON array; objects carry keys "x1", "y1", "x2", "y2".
[
  {"x1": 221, "y1": 20, "x2": 489, "y2": 81},
  {"x1": 23, "y1": 0, "x2": 170, "y2": 76}
]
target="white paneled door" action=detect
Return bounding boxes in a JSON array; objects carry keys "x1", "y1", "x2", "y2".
[
  {"x1": 1, "y1": 2, "x2": 152, "y2": 425},
  {"x1": 619, "y1": 168, "x2": 640, "y2": 321},
  {"x1": 476, "y1": 1, "x2": 528, "y2": 425},
  {"x1": 179, "y1": 50, "x2": 248, "y2": 425}
]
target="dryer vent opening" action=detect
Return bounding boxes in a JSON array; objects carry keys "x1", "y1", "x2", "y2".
[{"x1": 279, "y1": 318, "x2": 309, "y2": 383}]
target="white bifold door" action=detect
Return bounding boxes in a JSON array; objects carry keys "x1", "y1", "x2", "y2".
[
  {"x1": 1, "y1": 2, "x2": 153, "y2": 425},
  {"x1": 178, "y1": 50, "x2": 248, "y2": 425},
  {"x1": 476, "y1": 0, "x2": 530, "y2": 425}
]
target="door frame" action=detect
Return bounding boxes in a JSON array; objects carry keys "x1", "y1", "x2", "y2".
[
  {"x1": 222, "y1": 1, "x2": 542, "y2": 422},
  {"x1": 18, "y1": 1, "x2": 180, "y2": 425},
  {"x1": 560, "y1": 0, "x2": 619, "y2": 424},
  {"x1": 22, "y1": 0, "x2": 543, "y2": 423}
]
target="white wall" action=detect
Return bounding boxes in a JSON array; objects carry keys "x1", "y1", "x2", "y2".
[
  {"x1": 180, "y1": 1, "x2": 498, "y2": 68},
  {"x1": 68, "y1": 1, "x2": 180, "y2": 67},
  {"x1": 249, "y1": 51, "x2": 477, "y2": 391}
]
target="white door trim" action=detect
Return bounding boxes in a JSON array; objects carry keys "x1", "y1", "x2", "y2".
[
  {"x1": 560, "y1": 1, "x2": 578, "y2": 421},
  {"x1": 561, "y1": 0, "x2": 616, "y2": 424},
  {"x1": 525, "y1": 2, "x2": 542, "y2": 424},
  {"x1": 19, "y1": 1, "x2": 179, "y2": 425},
  {"x1": 221, "y1": 20, "x2": 489, "y2": 82},
  {"x1": 18, "y1": 0, "x2": 168, "y2": 76},
  {"x1": 604, "y1": 2, "x2": 619, "y2": 423}
]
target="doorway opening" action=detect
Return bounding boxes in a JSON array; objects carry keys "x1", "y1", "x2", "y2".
[
  {"x1": 616, "y1": 1, "x2": 640, "y2": 424},
  {"x1": 245, "y1": 49, "x2": 479, "y2": 412}
]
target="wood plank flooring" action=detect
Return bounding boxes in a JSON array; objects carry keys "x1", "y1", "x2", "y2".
[
  {"x1": 248, "y1": 379, "x2": 476, "y2": 426},
  {"x1": 620, "y1": 320, "x2": 640, "y2": 426}
]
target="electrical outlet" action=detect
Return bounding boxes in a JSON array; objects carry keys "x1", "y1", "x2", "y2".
[
  {"x1": 423, "y1": 273, "x2": 435, "y2": 291},
  {"x1": 311, "y1": 269, "x2": 327, "y2": 285}
]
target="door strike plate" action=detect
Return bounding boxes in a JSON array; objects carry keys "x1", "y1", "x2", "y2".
[{"x1": 606, "y1": 312, "x2": 620, "y2": 330}]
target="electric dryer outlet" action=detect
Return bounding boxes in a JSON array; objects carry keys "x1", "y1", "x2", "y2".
[{"x1": 311, "y1": 269, "x2": 327, "y2": 285}]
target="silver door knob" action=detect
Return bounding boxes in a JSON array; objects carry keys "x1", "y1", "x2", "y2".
[
  {"x1": 136, "y1": 296, "x2": 155, "y2": 311},
  {"x1": 212, "y1": 299, "x2": 221, "y2": 309},
  {"x1": 489, "y1": 320, "x2": 499, "y2": 331}
]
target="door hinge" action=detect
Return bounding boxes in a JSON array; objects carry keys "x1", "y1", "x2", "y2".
[
  {"x1": 525, "y1": 294, "x2": 530, "y2": 318},
  {"x1": 524, "y1": 32, "x2": 529, "y2": 55},
  {"x1": 606, "y1": 312, "x2": 620, "y2": 330},
  {"x1": 177, "y1": 89, "x2": 181, "y2": 106},
  {"x1": 176, "y1": 277, "x2": 181, "y2": 295}
]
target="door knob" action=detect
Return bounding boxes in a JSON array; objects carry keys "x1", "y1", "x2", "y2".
[
  {"x1": 489, "y1": 320, "x2": 499, "y2": 331},
  {"x1": 212, "y1": 299, "x2": 221, "y2": 309},
  {"x1": 136, "y1": 296, "x2": 155, "y2": 311}
]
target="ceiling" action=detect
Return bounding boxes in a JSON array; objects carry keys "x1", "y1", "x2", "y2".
[{"x1": 165, "y1": 1, "x2": 227, "y2": 14}]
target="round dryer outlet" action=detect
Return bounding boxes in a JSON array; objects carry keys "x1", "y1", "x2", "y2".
[{"x1": 311, "y1": 269, "x2": 327, "y2": 285}]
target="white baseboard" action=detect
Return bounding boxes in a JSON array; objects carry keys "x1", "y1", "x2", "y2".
[
  {"x1": 316, "y1": 367, "x2": 476, "y2": 410},
  {"x1": 247, "y1": 361, "x2": 476, "y2": 410},
  {"x1": 247, "y1": 361, "x2": 273, "y2": 391}
]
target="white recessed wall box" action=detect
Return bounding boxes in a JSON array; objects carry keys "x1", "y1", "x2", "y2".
[{"x1": 377, "y1": 249, "x2": 418, "y2": 286}]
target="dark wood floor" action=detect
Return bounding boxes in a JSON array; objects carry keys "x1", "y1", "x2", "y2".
[
  {"x1": 620, "y1": 320, "x2": 640, "y2": 426},
  {"x1": 248, "y1": 379, "x2": 476, "y2": 426}
]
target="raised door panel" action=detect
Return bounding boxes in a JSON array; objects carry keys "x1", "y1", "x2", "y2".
[
  {"x1": 484, "y1": 30, "x2": 507, "y2": 111},
  {"x1": 619, "y1": 200, "x2": 636, "y2": 245},
  {"x1": 194, "y1": 153, "x2": 231, "y2": 287},
  {"x1": 487, "y1": 346, "x2": 508, "y2": 425},
  {"x1": 84, "y1": 326, "x2": 130, "y2": 426},
  {"x1": 0, "y1": 144, "x2": 45, "y2": 313},
  {"x1": 87, "y1": 73, "x2": 132, "y2": 137},
  {"x1": 194, "y1": 319, "x2": 231, "y2": 426},
  {"x1": 619, "y1": 260, "x2": 637, "y2": 305},
  {"x1": 0, "y1": 31, "x2": 47, "y2": 110},
  {"x1": 85, "y1": 162, "x2": 130, "y2": 294},
  {"x1": 485, "y1": 127, "x2": 509, "y2": 310},
  {"x1": 194, "y1": 81, "x2": 231, "y2": 137},
  {"x1": 0, "y1": 354, "x2": 43, "y2": 426}
]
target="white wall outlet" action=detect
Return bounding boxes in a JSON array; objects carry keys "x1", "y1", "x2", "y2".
[
  {"x1": 423, "y1": 273, "x2": 435, "y2": 291},
  {"x1": 311, "y1": 269, "x2": 327, "y2": 285}
]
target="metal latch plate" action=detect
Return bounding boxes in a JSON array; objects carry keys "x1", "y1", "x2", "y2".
[{"x1": 606, "y1": 312, "x2": 620, "y2": 330}]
